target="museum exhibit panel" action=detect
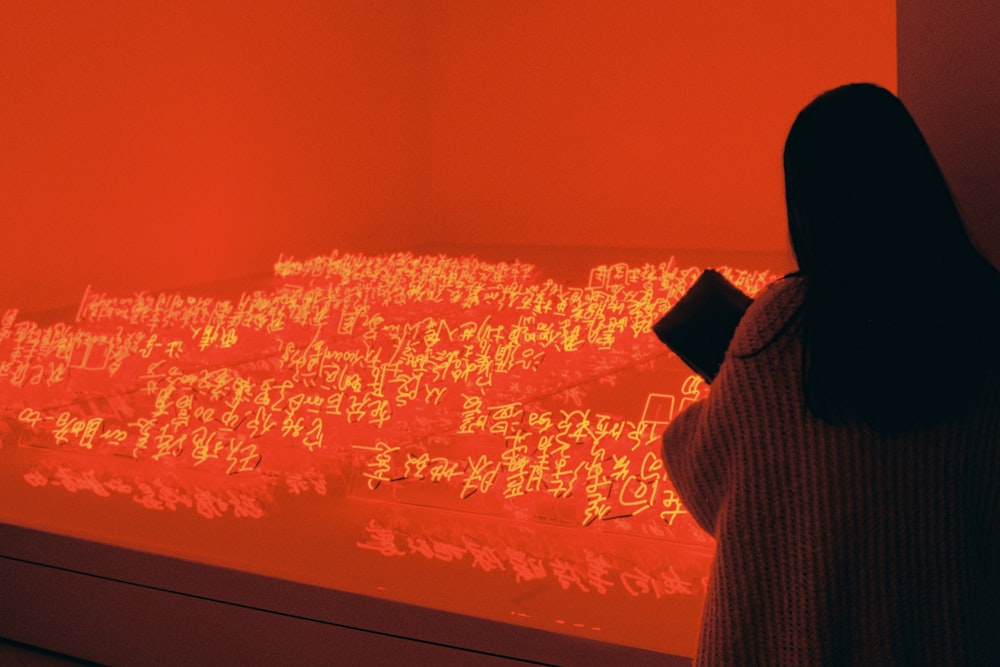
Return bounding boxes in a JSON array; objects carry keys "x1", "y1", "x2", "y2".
[{"x1": 0, "y1": 2, "x2": 897, "y2": 663}]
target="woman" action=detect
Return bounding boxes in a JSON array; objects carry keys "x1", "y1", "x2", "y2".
[{"x1": 661, "y1": 83, "x2": 999, "y2": 664}]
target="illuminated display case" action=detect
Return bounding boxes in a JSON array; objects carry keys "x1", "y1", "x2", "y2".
[
  {"x1": 1, "y1": 1, "x2": 898, "y2": 662},
  {"x1": 0, "y1": 246, "x2": 789, "y2": 664}
]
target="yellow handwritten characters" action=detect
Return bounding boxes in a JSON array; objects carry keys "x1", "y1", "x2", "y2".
[
  {"x1": 354, "y1": 441, "x2": 401, "y2": 490},
  {"x1": 1, "y1": 247, "x2": 770, "y2": 539}
]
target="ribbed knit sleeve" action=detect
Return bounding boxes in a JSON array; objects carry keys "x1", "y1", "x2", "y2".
[
  {"x1": 659, "y1": 276, "x2": 1000, "y2": 665},
  {"x1": 662, "y1": 277, "x2": 802, "y2": 538}
]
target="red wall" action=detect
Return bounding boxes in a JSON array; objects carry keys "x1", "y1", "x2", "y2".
[
  {"x1": 422, "y1": 1, "x2": 896, "y2": 252},
  {"x1": 1, "y1": 1, "x2": 896, "y2": 314},
  {"x1": 1, "y1": 1, "x2": 425, "y2": 313}
]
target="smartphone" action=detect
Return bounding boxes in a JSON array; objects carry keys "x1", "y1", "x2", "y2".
[{"x1": 652, "y1": 269, "x2": 752, "y2": 383}]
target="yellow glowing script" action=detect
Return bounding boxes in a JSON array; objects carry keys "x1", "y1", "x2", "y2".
[{"x1": 0, "y1": 250, "x2": 776, "y2": 534}]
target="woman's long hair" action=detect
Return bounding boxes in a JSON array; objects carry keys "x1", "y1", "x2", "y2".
[{"x1": 783, "y1": 83, "x2": 999, "y2": 430}]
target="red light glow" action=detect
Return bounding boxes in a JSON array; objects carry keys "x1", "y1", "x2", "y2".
[
  {"x1": 0, "y1": 248, "x2": 782, "y2": 655},
  {"x1": 2, "y1": 250, "x2": 776, "y2": 531},
  {"x1": 0, "y1": 1, "x2": 896, "y2": 657}
]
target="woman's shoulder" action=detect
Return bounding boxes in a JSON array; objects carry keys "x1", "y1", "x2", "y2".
[{"x1": 728, "y1": 274, "x2": 805, "y2": 358}]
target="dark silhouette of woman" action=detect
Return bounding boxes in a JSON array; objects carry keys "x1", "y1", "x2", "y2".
[{"x1": 662, "y1": 83, "x2": 999, "y2": 665}]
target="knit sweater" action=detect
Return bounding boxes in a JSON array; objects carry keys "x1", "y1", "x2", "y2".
[{"x1": 661, "y1": 276, "x2": 999, "y2": 665}]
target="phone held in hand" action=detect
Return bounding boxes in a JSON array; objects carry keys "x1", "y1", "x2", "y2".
[{"x1": 652, "y1": 269, "x2": 752, "y2": 383}]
